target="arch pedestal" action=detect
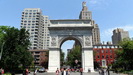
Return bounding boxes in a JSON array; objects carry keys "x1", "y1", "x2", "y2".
[
  {"x1": 48, "y1": 48, "x2": 60, "y2": 72},
  {"x1": 82, "y1": 48, "x2": 94, "y2": 72}
]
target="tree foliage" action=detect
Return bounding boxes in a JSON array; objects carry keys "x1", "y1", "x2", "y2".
[
  {"x1": 112, "y1": 38, "x2": 133, "y2": 71},
  {"x1": 0, "y1": 26, "x2": 33, "y2": 71},
  {"x1": 60, "y1": 49, "x2": 65, "y2": 66},
  {"x1": 66, "y1": 46, "x2": 81, "y2": 68}
]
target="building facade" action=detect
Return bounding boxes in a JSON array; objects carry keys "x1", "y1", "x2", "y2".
[
  {"x1": 112, "y1": 28, "x2": 129, "y2": 45},
  {"x1": 29, "y1": 49, "x2": 48, "y2": 66},
  {"x1": 93, "y1": 44, "x2": 121, "y2": 67},
  {"x1": 79, "y1": 2, "x2": 101, "y2": 45},
  {"x1": 21, "y1": 8, "x2": 50, "y2": 50}
]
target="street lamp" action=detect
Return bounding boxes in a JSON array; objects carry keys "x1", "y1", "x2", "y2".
[
  {"x1": 34, "y1": 56, "x2": 37, "y2": 70},
  {"x1": 0, "y1": 42, "x2": 5, "y2": 60}
]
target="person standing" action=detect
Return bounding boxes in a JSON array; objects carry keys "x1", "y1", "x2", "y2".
[
  {"x1": 61, "y1": 68, "x2": 64, "y2": 75},
  {"x1": 25, "y1": 68, "x2": 29, "y2": 75},
  {"x1": 1, "y1": 69, "x2": 4, "y2": 75},
  {"x1": 101, "y1": 69, "x2": 104, "y2": 75},
  {"x1": 106, "y1": 67, "x2": 110, "y2": 75},
  {"x1": 99, "y1": 69, "x2": 102, "y2": 75},
  {"x1": 0, "y1": 68, "x2": 2, "y2": 75},
  {"x1": 56, "y1": 68, "x2": 60, "y2": 75},
  {"x1": 63, "y1": 68, "x2": 66, "y2": 75},
  {"x1": 67, "y1": 69, "x2": 70, "y2": 75}
]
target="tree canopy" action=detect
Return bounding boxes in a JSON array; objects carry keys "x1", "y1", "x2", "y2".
[
  {"x1": 0, "y1": 26, "x2": 33, "y2": 71},
  {"x1": 112, "y1": 38, "x2": 133, "y2": 71},
  {"x1": 66, "y1": 45, "x2": 81, "y2": 68}
]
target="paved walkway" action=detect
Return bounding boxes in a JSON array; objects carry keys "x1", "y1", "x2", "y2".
[
  {"x1": 29, "y1": 71, "x2": 122, "y2": 75},
  {"x1": 15, "y1": 71, "x2": 127, "y2": 75}
]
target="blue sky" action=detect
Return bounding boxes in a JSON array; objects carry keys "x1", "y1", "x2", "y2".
[{"x1": 0, "y1": 0, "x2": 133, "y2": 56}]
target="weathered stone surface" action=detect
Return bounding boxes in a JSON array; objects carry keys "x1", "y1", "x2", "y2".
[{"x1": 48, "y1": 20, "x2": 94, "y2": 72}]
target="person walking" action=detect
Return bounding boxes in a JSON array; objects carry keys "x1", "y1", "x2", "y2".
[
  {"x1": 56, "y1": 68, "x2": 60, "y2": 75},
  {"x1": 34, "y1": 69, "x2": 37, "y2": 75}
]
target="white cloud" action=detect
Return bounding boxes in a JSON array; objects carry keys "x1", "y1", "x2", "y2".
[
  {"x1": 88, "y1": 0, "x2": 108, "y2": 5},
  {"x1": 86, "y1": 0, "x2": 112, "y2": 9},
  {"x1": 101, "y1": 25, "x2": 133, "y2": 42}
]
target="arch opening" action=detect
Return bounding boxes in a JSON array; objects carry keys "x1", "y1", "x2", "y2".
[{"x1": 60, "y1": 36, "x2": 82, "y2": 70}]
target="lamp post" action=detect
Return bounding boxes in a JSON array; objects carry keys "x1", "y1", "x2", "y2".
[
  {"x1": 34, "y1": 57, "x2": 37, "y2": 71},
  {"x1": 0, "y1": 42, "x2": 5, "y2": 60}
]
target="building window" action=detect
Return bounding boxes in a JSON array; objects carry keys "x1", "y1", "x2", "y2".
[
  {"x1": 110, "y1": 50, "x2": 112, "y2": 53},
  {"x1": 33, "y1": 10, "x2": 37, "y2": 12},
  {"x1": 110, "y1": 55, "x2": 112, "y2": 59},
  {"x1": 106, "y1": 50, "x2": 108, "y2": 53},
  {"x1": 34, "y1": 55, "x2": 39, "y2": 57},
  {"x1": 101, "y1": 50, "x2": 104, "y2": 53},
  {"x1": 29, "y1": 10, "x2": 32, "y2": 12},
  {"x1": 97, "y1": 55, "x2": 100, "y2": 59},
  {"x1": 97, "y1": 50, "x2": 100, "y2": 53},
  {"x1": 35, "y1": 52, "x2": 40, "y2": 54},
  {"x1": 102, "y1": 55, "x2": 104, "y2": 58},
  {"x1": 106, "y1": 55, "x2": 108, "y2": 59}
]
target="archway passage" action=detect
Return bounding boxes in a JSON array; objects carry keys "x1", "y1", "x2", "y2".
[
  {"x1": 48, "y1": 19, "x2": 94, "y2": 72},
  {"x1": 60, "y1": 38, "x2": 82, "y2": 70}
]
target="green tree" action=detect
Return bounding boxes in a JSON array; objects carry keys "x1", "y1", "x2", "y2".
[
  {"x1": 0, "y1": 26, "x2": 33, "y2": 72},
  {"x1": 112, "y1": 38, "x2": 133, "y2": 71},
  {"x1": 66, "y1": 46, "x2": 81, "y2": 68},
  {"x1": 60, "y1": 49, "x2": 65, "y2": 66}
]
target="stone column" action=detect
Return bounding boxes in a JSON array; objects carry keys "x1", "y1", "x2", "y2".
[
  {"x1": 48, "y1": 48, "x2": 60, "y2": 72},
  {"x1": 82, "y1": 48, "x2": 94, "y2": 72}
]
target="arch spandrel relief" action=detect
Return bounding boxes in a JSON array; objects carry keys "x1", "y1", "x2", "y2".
[
  {"x1": 84, "y1": 36, "x2": 91, "y2": 46},
  {"x1": 51, "y1": 37, "x2": 57, "y2": 46}
]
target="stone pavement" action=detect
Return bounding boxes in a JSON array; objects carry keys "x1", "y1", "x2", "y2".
[{"x1": 29, "y1": 71, "x2": 122, "y2": 75}]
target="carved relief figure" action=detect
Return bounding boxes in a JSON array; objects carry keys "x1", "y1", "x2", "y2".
[
  {"x1": 51, "y1": 37, "x2": 56, "y2": 46},
  {"x1": 85, "y1": 36, "x2": 91, "y2": 46}
]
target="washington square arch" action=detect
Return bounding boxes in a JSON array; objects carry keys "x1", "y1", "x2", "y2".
[
  {"x1": 47, "y1": 2, "x2": 101, "y2": 72},
  {"x1": 48, "y1": 19, "x2": 94, "y2": 72}
]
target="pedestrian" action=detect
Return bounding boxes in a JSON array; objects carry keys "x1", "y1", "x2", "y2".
[
  {"x1": 67, "y1": 69, "x2": 70, "y2": 75},
  {"x1": 104, "y1": 68, "x2": 107, "y2": 75},
  {"x1": 101, "y1": 69, "x2": 104, "y2": 75},
  {"x1": 63, "y1": 68, "x2": 66, "y2": 75},
  {"x1": 1, "y1": 68, "x2": 4, "y2": 75},
  {"x1": 106, "y1": 67, "x2": 110, "y2": 75},
  {"x1": 99, "y1": 69, "x2": 102, "y2": 75},
  {"x1": 25, "y1": 68, "x2": 29, "y2": 75},
  {"x1": 34, "y1": 69, "x2": 37, "y2": 75},
  {"x1": 0, "y1": 68, "x2": 2, "y2": 75},
  {"x1": 56, "y1": 68, "x2": 60, "y2": 75},
  {"x1": 80, "y1": 68, "x2": 83, "y2": 75},
  {"x1": 66, "y1": 69, "x2": 68, "y2": 75},
  {"x1": 61, "y1": 68, "x2": 64, "y2": 75}
]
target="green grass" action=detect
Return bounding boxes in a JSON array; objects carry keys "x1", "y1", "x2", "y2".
[{"x1": 3, "y1": 73, "x2": 11, "y2": 75}]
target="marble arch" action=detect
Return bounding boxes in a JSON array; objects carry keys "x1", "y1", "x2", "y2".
[{"x1": 48, "y1": 19, "x2": 94, "y2": 72}]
